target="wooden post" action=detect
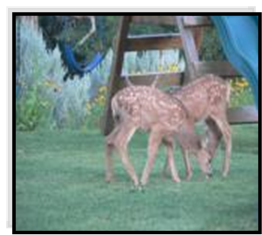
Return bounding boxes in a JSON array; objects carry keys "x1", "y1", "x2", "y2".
[
  {"x1": 175, "y1": 16, "x2": 200, "y2": 84},
  {"x1": 102, "y1": 16, "x2": 131, "y2": 135},
  {"x1": 193, "y1": 28, "x2": 203, "y2": 51}
]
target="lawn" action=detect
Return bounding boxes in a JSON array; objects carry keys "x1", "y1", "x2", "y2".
[{"x1": 15, "y1": 124, "x2": 259, "y2": 231}]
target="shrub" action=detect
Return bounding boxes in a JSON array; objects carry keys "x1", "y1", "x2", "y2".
[
  {"x1": 16, "y1": 18, "x2": 64, "y2": 131},
  {"x1": 230, "y1": 78, "x2": 254, "y2": 107}
]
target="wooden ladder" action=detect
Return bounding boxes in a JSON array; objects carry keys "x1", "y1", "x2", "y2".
[{"x1": 102, "y1": 15, "x2": 258, "y2": 135}]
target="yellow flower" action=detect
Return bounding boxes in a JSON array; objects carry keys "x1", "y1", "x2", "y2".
[
  {"x1": 44, "y1": 79, "x2": 62, "y2": 92},
  {"x1": 169, "y1": 64, "x2": 179, "y2": 72},
  {"x1": 99, "y1": 86, "x2": 107, "y2": 94},
  {"x1": 43, "y1": 80, "x2": 52, "y2": 87},
  {"x1": 86, "y1": 102, "x2": 92, "y2": 112},
  {"x1": 100, "y1": 96, "x2": 106, "y2": 104},
  {"x1": 242, "y1": 80, "x2": 249, "y2": 86},
  {"x1": 158, "y1": 65, "x2": 164, "y2": 72},
  {"x1": 236, "y1": 81, "x2": 248, "y2": 88}
]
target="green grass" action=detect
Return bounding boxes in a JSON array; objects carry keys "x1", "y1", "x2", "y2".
[
  {"x1": 16, "y1": 125, "x2": 259, "y2": 231},
  {"x1": 230, "y1": 88, "x2": 254, "y2": 108}
]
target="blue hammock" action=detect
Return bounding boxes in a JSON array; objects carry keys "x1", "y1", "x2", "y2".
[{"x1": 60, "y1": 43, "x2": 104, "y2": 80}]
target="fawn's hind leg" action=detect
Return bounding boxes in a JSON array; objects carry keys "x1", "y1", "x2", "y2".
[
  {"x1": 141, "y1": 129, "x2": 164, "y2": 186},
  {"x1": 209, "y1": 113, "x2": 231, "y2": 177},
  {"x1": 113, "y1": 121, "x2": 139, "y2": 186}
]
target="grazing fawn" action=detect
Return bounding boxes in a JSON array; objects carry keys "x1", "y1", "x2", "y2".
[
  {"x1": 105, "y1": 82, "x2": 212, "y2": 187},
  {"x1": 163, "y1": 74, "x2": 231, "y2": 179}
]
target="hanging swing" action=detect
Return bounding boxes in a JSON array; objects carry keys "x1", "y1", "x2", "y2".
[
  {"x1": 59, "y1": 42, "x2": 105, "y2": 80},
  {"x1": 59, "y1": 16, "x2": 107, "y2": 81}
]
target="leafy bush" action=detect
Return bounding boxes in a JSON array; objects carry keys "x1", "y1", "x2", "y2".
[
  {"x1": 230, "y1": 78, "x2": 254, "y2": 107},
  {"x1": 16, "y1": 84, "x2": 42, "y2": 131},
  {"x1": 49, "y1": 49, "x2": 112, "y2": 130},
  {"x1": 199, "y1": 28, "x2": 226, "y2": 61},
  {"x1": 16, "y1": 18, "x2": 64, "y2": 131},
  {"x1": 16, "y1": 18, "x2": 110, "y2": 131}
]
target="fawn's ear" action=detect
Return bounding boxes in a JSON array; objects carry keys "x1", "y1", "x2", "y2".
[
  {"x1": 125, "y1": 76, "x2": 133, "y2": 87},
  {"x1": 151, "y1": 75, "x2": 159, "y2": 88}
]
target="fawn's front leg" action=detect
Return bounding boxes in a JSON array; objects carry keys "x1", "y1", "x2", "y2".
[{"x1": 163, "y1": 136, "x2": 181, "y2": 183}]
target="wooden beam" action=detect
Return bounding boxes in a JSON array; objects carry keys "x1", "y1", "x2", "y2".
[
  {"x1": 176, "y1": 16, "x2": 200, "y2": 82},
  {"x1": 126, "y1": 33, "x2": 182, "y2": 51},
  {"x1": 228, "y1": 106, "x2": 258, "y2": 124},
  {"x1": 193, "y1": 61, "x2": 239, "y2": 77},
  {"x1": 183, "y1": 16, "x2": 211, "y2": 28},
  {"x1": 102, "y1": 16, "x2": 131, "y2": 135},
  {"x1": 176, "y1": 16, "x2": 199, "y2": 63},
  {"x1": 132, "y1": 16, "x2": 212, "y2": 27},
  {"x1": 120, "y1": 72, "x2": 182, "y2": 88},
  {"x1": 132, "y1": 16, "x2": 175, "y2": 26},
  {"x1": 192, "y1": 28, "x2": 204, "y2": 51}
]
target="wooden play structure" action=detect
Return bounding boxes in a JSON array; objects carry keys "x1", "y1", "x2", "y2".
[{"x1": 102, "y1": 15, "x2": 258, "y2": 135}]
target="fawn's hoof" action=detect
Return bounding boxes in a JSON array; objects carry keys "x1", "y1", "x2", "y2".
[
  {"x1": 137, "y1": 185, "x2": 145, "y2": 192},
  {"x1": 185, "y1": 174, "x2": 193, "y2": 181},
  {"x1": 172, "y1": 177, "x2": 181, "y2": 183},
  {"x1": 105, "y1": 175, "x2": 116, "y2": 183},
  {"x1": 206, "y1": 173, "x2": 212, "y2": 180},
  {"x1": 130, "y1": 184, "x2": 144, "y2": 192},
  {"x1": 105, "y1": 178, "x2": 112, "y2": 183}
]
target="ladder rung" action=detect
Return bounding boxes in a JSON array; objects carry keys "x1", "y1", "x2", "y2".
[
  {"x1": 120, "y1": 72, "x2": 182, "y2": 87},
  {"x1": 183, "y1": 16, "x2": 211, "y2": 28},
  {"x1": 126, "y1": 33, "x2": 182, "y2": 51},
  {"x1": 132, "y1": 16, "x2": 211, "y2": 28},
  {"x1": 132, "y1": 16, "x2": 175, "y2": 25},
  {"x1": 193, "y1": 61, "x2": 239, "y2": 77}
]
